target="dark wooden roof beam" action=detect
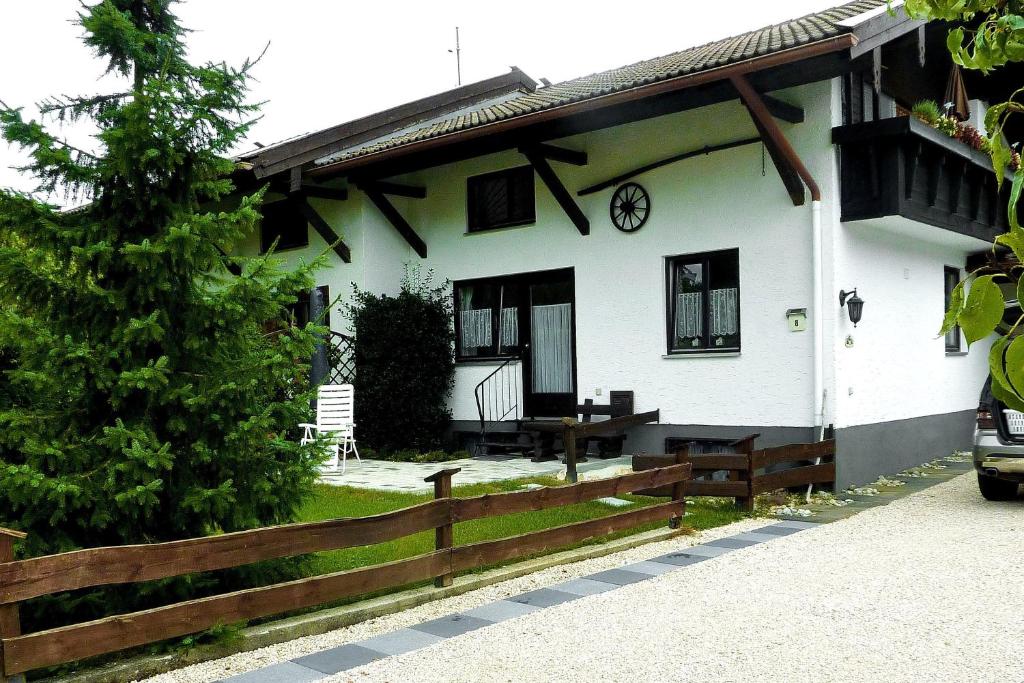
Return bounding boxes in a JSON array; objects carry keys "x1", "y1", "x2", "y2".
[
  {"x1": 358, "y1": 185, "x2": 428, "y2": 258},
  {"x1": 295, "y1": 195, "x2": 352, "y2": 263},
  {"x1": 268, "y1": 175, "x2": 349, "y2": 202},
  {"x1": 577, "y1": 137, "x2": 761, "y2": 196},
  {"x1": 524, "y1": 143, "x2": 588, "y2": 166},
  {"x1": 521, "y1": 146, "x2": 590, "y2": 235},
  {"x1": 763, "y1": 94, "x2": 804, "y2": 124},
  {"x1": 300, "y1": 184, "x2": 349, "y2": 201},
  {"x1": 357, "y1": 180, "x2": 427, "y2": 199},
  {"x1": 846, "y1": 11, "x2": 925, "y2": 60},
  {"x1": 731, "y1": 74, "x2": 821, "y2": 205}
]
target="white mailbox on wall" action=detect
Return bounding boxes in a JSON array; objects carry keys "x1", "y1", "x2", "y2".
[{"x1": 786, "y1": 308, "x2": 807, "y2": 332}]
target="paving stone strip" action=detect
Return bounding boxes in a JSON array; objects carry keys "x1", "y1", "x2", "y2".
[{"x1": 213, "y1": 520, "x2": 819, "y2": 683}]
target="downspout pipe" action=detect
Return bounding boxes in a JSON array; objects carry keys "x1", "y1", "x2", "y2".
[{"x1": 729, "y1": 75, "x2": 825, "y2": 437}]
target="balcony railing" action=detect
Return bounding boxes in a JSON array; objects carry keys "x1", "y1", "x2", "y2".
[{"x1": 832, "y1": 116, "x2": 1010, "y2": 242}]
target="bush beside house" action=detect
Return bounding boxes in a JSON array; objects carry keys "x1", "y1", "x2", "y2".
[{"x1": 349, "y1": 269, "x2": 455, "y2": 455}]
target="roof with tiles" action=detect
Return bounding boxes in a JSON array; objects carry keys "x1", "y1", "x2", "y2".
[{"x1": 313, "y1": 0, "x2": 886, "y2": 168}]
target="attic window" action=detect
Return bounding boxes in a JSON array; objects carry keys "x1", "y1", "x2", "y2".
[
  {"x1": 260, "y1": 198, "x2": 308, "y2": 253},
  {"x1": 467, "y1": 166, "x2": 535, "y2": 232}
]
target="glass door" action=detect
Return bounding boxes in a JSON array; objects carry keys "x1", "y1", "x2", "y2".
[{"x1": 523, "y1": 272, "x2": 576, "y2": 417}]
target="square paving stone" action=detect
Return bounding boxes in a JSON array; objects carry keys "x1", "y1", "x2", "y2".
[
  {"x1": 586, "y1": 568, "x2": 652, "y2": 586},
  {"x1": 770, "y1": 520, "x2": 820, "y2": 530},
  {"x1": 221, "y1": 661, "x2": 323, "y2": 683},
  {"x1": 463, "y1": 599, "x2": 542, "y2": 622},
  {"x1": 508, "y1": 587, "x2": 579, "y2": 608},
  {"x1": 621, "y1": 560, "x2": 678, "y2": 576},
  {"x1": 552, "y1": 577, "x2": 619, "y2": 596},
  {"x1": 648, "y1": 551, "x2": 711, "y2": 567},
  {"x1": 729, "y1": 531, "x2": 778, "y2": 543},
  {"x1": 705, "y1": 536, "x2": 760, "y2": 549},
  {"x1": 679, "y1": 544, "x2": 732, "y2": 558},
  {"x1": 410, "y1": 613, "x2": 493, "y2": 638},
  {"x1": 358, "y1": 628, "x2": 444, "y2": 656},
  {"x1": 292, "y1": 644, "x2": 383, "y2": 674}
]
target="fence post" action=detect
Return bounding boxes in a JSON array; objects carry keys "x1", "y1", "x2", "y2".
[
  {"x1": 424, "y1": 468, "x2": 460, "y2": 588},
  {"x1": 734, "y1": 435, "x2": 757, "y2": 513},
  {"x1": 0, "y1": 528, "x2": 26, "y2": 683},
  {"x1": 668, "y1": 446, "x2": 690, "y2": 529},
  {"x1": 562, "y1": 418, "x2": 579, "y2": 484}
]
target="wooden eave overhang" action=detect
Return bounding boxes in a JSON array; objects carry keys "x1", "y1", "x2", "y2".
[{"x1": 308, "y1": 33, "x2": 859, "y2": 182}]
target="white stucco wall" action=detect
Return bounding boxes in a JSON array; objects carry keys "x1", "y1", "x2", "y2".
[
  {"x1": 390, "y1": 81, "x2": 840, "y2": 427},
  {"x1": 243, "y1": 75, "x2": 991, "y2": 433},
  {"x1": 829, "y1": 216, "x2": 991, "y2": 428}
]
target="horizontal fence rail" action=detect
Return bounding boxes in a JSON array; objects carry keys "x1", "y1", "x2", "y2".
[
  {"x1": 0, "y1": 462, "x2": 691, "y2": 677},
  {"x1": 0, "y1": 501, "x2": 450, "y2": 605},
  {"x1": 633, "y1": 438, "x2": 837, "y2": 510}
]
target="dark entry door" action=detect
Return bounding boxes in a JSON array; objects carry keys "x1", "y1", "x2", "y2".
[{"x1": 522, "y1": 271, "x2": 576, "y2": 417}]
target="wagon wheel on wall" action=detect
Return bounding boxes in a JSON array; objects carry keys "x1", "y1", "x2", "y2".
[{"x1": 610, "y1": 182, "x2": 650, "y2": 233}]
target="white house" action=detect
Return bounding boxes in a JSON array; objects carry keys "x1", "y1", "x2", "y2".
[{"x1": 233, "y1": 0, "x2": 1019, "y2": 488}]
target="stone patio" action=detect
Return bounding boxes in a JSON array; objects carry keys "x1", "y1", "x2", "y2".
[{"x1": 317, "y1": 455, "x2": 633, "y2": 492}]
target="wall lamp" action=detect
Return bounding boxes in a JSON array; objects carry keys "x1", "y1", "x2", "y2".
[{"x1": 839, "y1": 288, "x2": 864, "y2": 327}]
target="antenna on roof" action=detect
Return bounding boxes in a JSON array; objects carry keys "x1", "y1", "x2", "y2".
[{"x1": 447, "y1": 26, "x2": 462, "y2": 86}]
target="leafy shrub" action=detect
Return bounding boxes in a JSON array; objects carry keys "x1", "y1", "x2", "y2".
[
  {"x1": 360, "y1": 448, "x2": 469, "y2": 463},
  {"x1": 349, "y1": 267, "x2": 455, "y2": 454}
]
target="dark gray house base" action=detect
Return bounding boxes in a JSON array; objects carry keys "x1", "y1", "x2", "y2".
[
  {"x1": 455, "y1": 414, "x2": 974, "y2": 492},
  {"x1": 834, "y1": 410, "x2": 975, "y2": 489}
]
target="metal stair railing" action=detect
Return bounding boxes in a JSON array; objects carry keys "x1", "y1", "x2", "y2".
[{"x1": 473, "y1": 353, "x2": 523, "y2": 455}]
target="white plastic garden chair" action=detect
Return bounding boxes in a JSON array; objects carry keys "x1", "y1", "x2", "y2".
[{"x1": 300, "y1": 384, "x2": 360, "y2": 472}]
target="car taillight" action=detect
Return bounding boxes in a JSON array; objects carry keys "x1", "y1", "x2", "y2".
[{"x1": 977, "y1": 407, "x2": 995, "y2": 429}]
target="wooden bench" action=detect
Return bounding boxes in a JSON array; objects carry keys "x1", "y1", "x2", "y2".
[{"x1": 577, "y1": 394, "x2": 633, "y2": 459}]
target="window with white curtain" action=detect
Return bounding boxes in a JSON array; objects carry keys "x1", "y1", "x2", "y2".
[
  {"x1": 667, "y1": 249, "x2": 740, "y2": 353},
  {"x1": 455, "y1": 281, "x2": 521, "y2": 358}
]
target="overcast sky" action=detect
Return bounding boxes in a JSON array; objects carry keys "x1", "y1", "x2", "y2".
[{"x1": 1, "y1": 0, "x2": 844, "y2": 202}]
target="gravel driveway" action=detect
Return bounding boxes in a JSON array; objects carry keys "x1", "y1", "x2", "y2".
[{"x1": 329, "y1": 472, "x2": 1022, "y2": 682}]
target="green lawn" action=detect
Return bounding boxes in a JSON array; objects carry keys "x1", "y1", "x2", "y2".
[{"x1": 295, "y1": 476, "x2": 749, "y2": 577}]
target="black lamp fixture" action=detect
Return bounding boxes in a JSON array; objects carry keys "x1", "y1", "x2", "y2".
[{"x1": 839, "y1": 288, "x2": 864, "y2": 327}]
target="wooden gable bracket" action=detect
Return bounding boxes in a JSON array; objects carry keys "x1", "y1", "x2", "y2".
[
  {"x1": 271, "y1": 175, "x2": 350, "y2": 202},
  {"x1": 519, "y1": 145, "x2": 590, "y2": 236},
  {"x1": 762, "y1": 95, "x2": 804, "y2": 124},
  {"x1": 730, "y1": 74, "x2": 821, "y2": 206},
  {"x1": 355, "y1": 181, "x2": 428, "y2": 258},
  {"x1": 294, "y1": 193, "x2": 352, "y2": 263},
  {"x1": 276, "y1": 167, "x2": 353, "y2": 263}
]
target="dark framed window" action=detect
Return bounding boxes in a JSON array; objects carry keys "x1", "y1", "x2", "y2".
[
  {"x1": 260, "y1": 198, "x2": 308, "y2": 253},
  {"x1": 454, "y1": 277, "x2": 524, "y2": 359},
  {"x1": 290, "y1": 285, "x2": 330, "y2": 328},
  {"x1": 467, "y1": 166, "x2": 535, "y2": 232},
  {"x1": 666, "y1": 249, "x2": 740, "y2": 354},
  {"x1": 944, "y1": 266, "x2": 962, "y2": 352}
]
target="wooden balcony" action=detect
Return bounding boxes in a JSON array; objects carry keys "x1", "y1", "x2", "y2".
[{"x1": 832, "y1": 116, "x2": 1010, "y2": 242}]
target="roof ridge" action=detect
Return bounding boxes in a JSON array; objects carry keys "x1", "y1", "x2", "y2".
[
  {"x1": 542, "y1": 0, "x2": 881, "y2": 92},
  {"x1": 257, "y1": 0, "x2": 889, "y2": 172}
]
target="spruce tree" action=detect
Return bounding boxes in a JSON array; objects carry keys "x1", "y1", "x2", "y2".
[{"x1": 0, "y1": 0, "x2": 324, "y2": 619}]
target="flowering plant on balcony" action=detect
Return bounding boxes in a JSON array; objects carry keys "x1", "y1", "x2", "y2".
[{"x1": 911, "y1": 99, "x2": 1022, "y2": 171}]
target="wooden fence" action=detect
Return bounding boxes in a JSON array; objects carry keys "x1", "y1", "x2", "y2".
[
  {"x1": 633, "y1": 439, "x2": 836, "y2": 511},
  {"x1": 0, "y1": 461, "x2": 691, "y2": 678}
]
